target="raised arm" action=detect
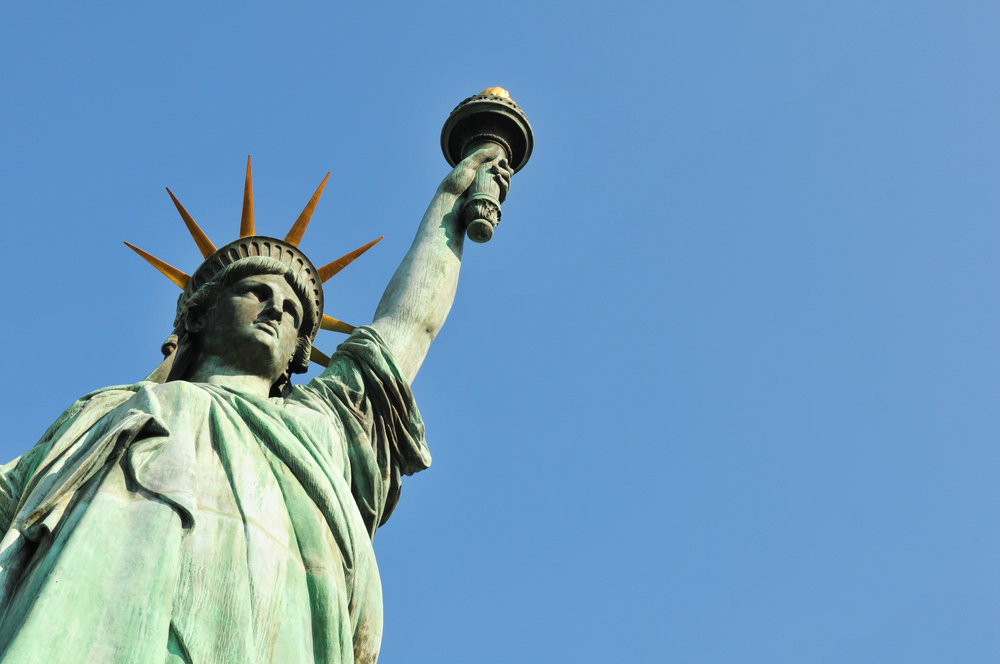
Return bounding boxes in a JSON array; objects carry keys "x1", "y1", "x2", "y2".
[{"x1": 369, "y1": 146, "x2": 512, "y2": 382}]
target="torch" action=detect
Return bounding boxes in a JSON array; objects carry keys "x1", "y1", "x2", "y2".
[{"x1": 441, "y1": 87, "x2": 534, "y2": 243}]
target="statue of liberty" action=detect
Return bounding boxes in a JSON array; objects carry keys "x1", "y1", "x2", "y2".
[{"x1": 0, "y1": 89, "x2": 532, "y2": 663}]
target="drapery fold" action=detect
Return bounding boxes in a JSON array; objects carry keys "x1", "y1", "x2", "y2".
[{"x1": 0, "y1": 326, "x2": 426, "y2": 663}]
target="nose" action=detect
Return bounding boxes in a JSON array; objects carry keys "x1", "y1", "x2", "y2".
[{"x1": 260, "y1": 295, "x2": 284, "y2": 320}]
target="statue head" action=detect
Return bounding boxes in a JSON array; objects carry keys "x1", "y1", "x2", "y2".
[
  {"x1": 171, "y1": 252, "x2": 322, "y2": 393},
  {"x1": 160, "y1": 238, "x2": 323, "y2": 395},
  {"x1": 124, "y1": 158, "x2": 383, "y2": 395}
]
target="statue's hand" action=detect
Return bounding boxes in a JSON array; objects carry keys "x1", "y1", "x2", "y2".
[{"x1": 441, "y1": 145, "x2": 513, "y2": 202}]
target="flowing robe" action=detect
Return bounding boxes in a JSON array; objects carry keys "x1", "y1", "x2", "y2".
[{"x1": 0, "y1": 327, "x2": 429, "y2": 664}]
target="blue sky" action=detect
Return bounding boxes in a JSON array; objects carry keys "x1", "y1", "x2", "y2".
[{"x1": 1, "y1": 1, "x2": 997, "y2": 661}]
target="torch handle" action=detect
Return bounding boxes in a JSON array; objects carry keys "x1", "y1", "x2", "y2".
[{"x1": 462, "y1": 140, "x2": 506, "y2": 243}]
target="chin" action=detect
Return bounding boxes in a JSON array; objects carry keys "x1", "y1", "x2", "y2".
[{"x1": 225, "y1": 331, "x2": 277, "y2": 365}]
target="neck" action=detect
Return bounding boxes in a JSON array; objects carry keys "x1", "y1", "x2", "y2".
[{"x1": 186, "y1": 354, "x2": 275, "y2": 398}]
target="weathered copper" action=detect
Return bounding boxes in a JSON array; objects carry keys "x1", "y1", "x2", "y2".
[
  {"x1": 179, "y1": 234, "x2": 325, "y2": 340},
  {"x1": 125, "y1": 162, "x2": 385, "y2": 364},
  {"x1": 0, "y1": 96, "x2": 536, "y2": 660},
  {"x1": 441, "y1": 87, "x2": 533, "y2": 242},
  {"x1": 440, "y1": 88, "x2": 533, "y2": 173}
]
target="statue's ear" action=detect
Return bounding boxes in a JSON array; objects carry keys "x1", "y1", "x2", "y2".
[
  {"x1": 185, "y1": 307, "x2": 206, "y2": 334},
  {"x1": 290, "y1": 336, "x2": 311, "y2": 374}
]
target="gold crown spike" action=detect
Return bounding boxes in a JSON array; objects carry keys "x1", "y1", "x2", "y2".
[
  {"x1": 123, "y1": 242, "x2": 190, "y2": 289},
  {"x1": 321, "y1": 315, "x2": 356, "y2": 335},
  {"x1": 285, "y1": 172, "x2": 330, "y2": 247},
  {"x1": 317, "y1": 237, "x2": 383, "y2": 282},
  {"x1": 166, "y1": 188, "x2": 217, "y2": 259},
  {"x1": 480, "y1": 87, "x2": 510, "y2": 98},
  {"x1": 309, "y1": 346, "x2": 331, "y2": 368},
  {"x1": 240, "y1": 156, "x2": 255, "y2": 238}
]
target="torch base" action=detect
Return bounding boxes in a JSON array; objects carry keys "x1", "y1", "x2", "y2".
[{"x1": 467, "y1": 219, "x2": 495, "y2": 243}]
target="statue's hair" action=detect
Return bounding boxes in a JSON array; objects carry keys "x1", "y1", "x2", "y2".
[{"x1": 168, "y1": 256, "x2": 320, "y2": 392}]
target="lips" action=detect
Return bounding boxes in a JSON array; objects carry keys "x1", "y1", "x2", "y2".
[{"x1": 255, "y1": 320, "x2": 280, "y2": 338}]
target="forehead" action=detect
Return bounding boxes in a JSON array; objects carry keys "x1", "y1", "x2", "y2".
[{"x1": 229, "y1": 273, "x2": 301, "y2": 305}]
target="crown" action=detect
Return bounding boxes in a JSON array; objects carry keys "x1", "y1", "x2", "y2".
[{"x1": 124, "y1": 156, "x2": 381, "y2": 368}]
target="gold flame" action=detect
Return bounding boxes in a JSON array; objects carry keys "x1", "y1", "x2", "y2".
[{"x1": 480, "y1": 87, "x2": 510, "y2": 98}]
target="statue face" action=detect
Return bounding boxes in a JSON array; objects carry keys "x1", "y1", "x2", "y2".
[{"x1": 192, "y1": 273, "x2": 304, "y2": 384}]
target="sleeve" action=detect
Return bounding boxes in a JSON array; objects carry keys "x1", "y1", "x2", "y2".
[{"x1": 297, "y1": 326, "x2": 429, "y2": 537}]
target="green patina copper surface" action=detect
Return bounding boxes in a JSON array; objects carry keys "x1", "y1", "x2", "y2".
[
  {"x1": 0, "y1": 328, "x2": 425, "y2": 663},
  {"x1": 0, "y1": 90, "x2": 526, "y2": 663}
]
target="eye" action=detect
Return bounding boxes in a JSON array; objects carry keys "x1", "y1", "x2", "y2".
[
  {"x1": 243, "y1": 285, "x2": 269, "y2": 300},
  {"x1": 283, "y1": 302, "x2": 301, "y2": 327}
]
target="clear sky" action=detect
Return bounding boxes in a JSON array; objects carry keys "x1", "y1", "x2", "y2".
[{"x1": 1, "y1": 2, "x2": 997, "y2": 661}]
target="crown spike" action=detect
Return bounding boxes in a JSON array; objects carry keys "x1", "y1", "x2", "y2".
[
  {"x1": 309, "y1": 346, "x2": 331, "y2": 368},
  {"x1": 166, "y1": 188, "x2": 217, "y2": 259},
  {"x1": 124, "y1": 242, "x2": 190, "y2": 289},
  {"x1": 285, "y1": 172, "x2": 330, "y2": 247},
  {"x1": 317, "y1": 237, "x2": 383, "y2": 283},
  {"x1": 240, "y1": 155, "x2": 255, "y2": 238},
  {"x1": 321, "y1": 315, "x2": 356, "y2": 334}
]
